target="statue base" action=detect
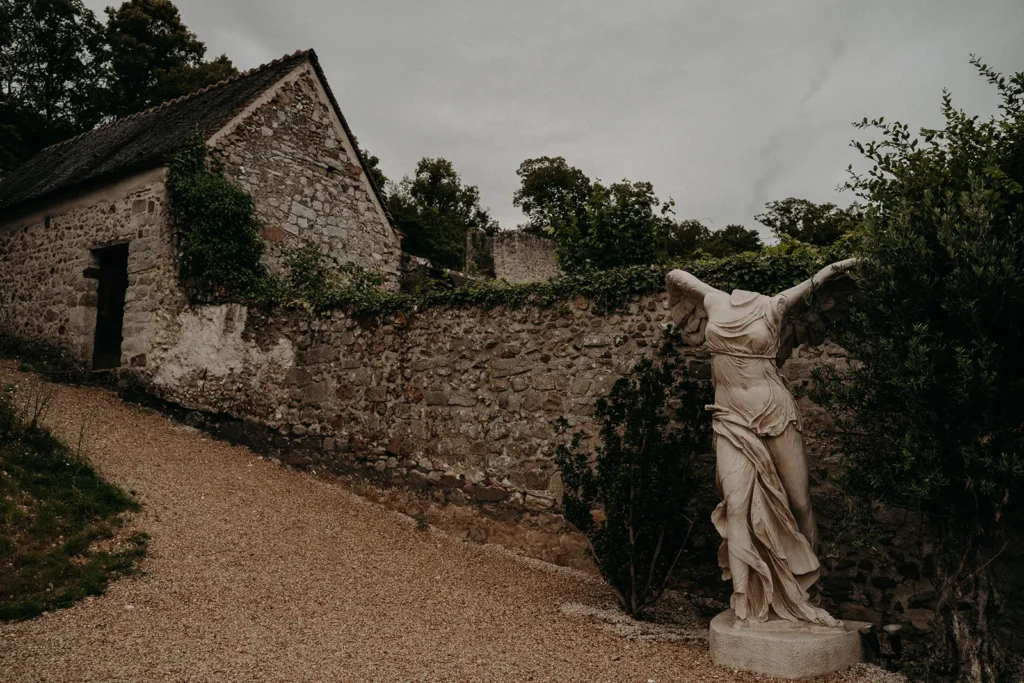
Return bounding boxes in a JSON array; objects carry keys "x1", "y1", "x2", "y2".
[{"x1": 709, "y1": 610, "x2": 869, "y2": 679}]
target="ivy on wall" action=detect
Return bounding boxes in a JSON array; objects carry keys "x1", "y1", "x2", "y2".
[
  {"x1": 167, "y1": 137, "x2": 268, "y2": 300},
  {"x1": 300, "y1": 238, "x2": 852, "y2": 318},
  {"x1": 166, "y1": 138, "x2": 854, "y2": 318}
]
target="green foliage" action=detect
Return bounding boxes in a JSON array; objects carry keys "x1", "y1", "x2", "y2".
[
  {"x1": 555, "y1": 350, "x2": 712, "y2": 617},
  {"x1": 0, "y1": 385, "x2": 146, "y2": 621},
  {"x1": 166, "y1": 137, "x2": 267, "y2": 299},
  {"x1": 388, "y1": 157, "x2": 498, "y2": 270},
  {"x1": 103, "y1": 0, "x2": 237, "y2": 118},
  {"x1": 665, "y1": 220, "x2": 764, "y2": 259},
  {"x1": 358, "y1": 147, "x2": 390, "y2": 199},
  {"x1": 814, "y1": 57, "x2": 1024, "y2": 681},
  {"x1": 513, "y1": 156, "x2": 679, "y2": 273},
  {"x1": 755, "y1": 197, "x2": 863, "y2": 247},
  {"x1": 698, "y1": 223, "x2": 763, "y2": 258},
  {"x1": 0, "y1": 0, "x2": 233, "y2": 173},
  {"x1": 0, "y1": 0, "x2": 106, "y2": 170},
  {"x1": 559, "y1": 179, "x2": 676, "y2": 272},
  {"x1": 513, "y1": 155, "x2": 593, "y2": 238},
  {"x1": 243, "y1": 242, "x2": 828, "y2": 320}
]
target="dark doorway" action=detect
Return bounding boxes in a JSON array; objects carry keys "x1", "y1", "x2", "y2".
[{"x1": 92, "y1": 243, "x2": 129, "y2": 370}]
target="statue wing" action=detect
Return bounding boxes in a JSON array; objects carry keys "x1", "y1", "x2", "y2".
[
  {"x1": 666, "y1": 273, "x2": 708, "y2": 346},
  {"x1": 776, "y1": 272, "x2": 858, "y2": 367}
]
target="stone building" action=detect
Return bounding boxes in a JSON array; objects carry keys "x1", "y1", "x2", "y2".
[{"x1": 0, "y1": 49, "x2": 401, "y2": 370}]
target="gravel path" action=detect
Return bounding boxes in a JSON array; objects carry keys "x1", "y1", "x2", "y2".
[{"x1": 0, "y1": 363, "x2": 901, "y2": 682}]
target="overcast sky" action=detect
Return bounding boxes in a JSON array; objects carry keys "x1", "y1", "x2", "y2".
[{"x1": 85, "y1": 0, "x2": 1024, "y2": 236}]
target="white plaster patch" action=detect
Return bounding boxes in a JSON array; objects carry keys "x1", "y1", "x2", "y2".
[{"x1": 153, "y1": 304, "x2": 295, "y2": 390}]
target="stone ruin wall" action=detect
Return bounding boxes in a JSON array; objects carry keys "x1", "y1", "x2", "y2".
[
  {"x1": 0, "y1": 171, "x2": 184, "y2": 369},
  {"x1": 137, "y1": 292, "x2": 939, "y2": 630},
  {"x1": 210, "y1": 63, "x2": 402, "y2": 284},
  {"x1": 465, "y1": 230, "x2": 561, "y2": 283},
  {"x1": 492, "y1": 232, "x2": 561, "y2": 283}
]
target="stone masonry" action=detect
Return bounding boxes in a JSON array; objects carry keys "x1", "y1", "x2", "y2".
[
  {"x1": 210, "y1": 65, "x2": 401, "y2": 282},
  {"x1": 129, "y1": 290, "x2": 948, "y2": 634},
  {"x1": 465, "y1": 229, "x2": 561, "y2": 283},
  {"x1": 492, "y1": 231, "x2": 561, "y2": 283},
  {"x1": 0, "y1": 173, "x2": 183, "y2": 368}
]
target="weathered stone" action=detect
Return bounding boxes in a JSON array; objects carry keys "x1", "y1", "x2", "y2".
[
  {"x1": 366, "y1": 386, "x2": 388, "y2": 402},
  {"x1": 440, "y1": 472, "x2": 464, "y2": 488},
  {"x1": 425, "y1": 391, "x2": 448, "y2": 406},
  {"x1": 471, "y1": 485, "x2": 507, "y2": 502},
  {"x1": 709, "y1": 610, "x2": 867, "y2": 680}
]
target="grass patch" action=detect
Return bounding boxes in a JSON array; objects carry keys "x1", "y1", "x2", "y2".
[{"x1": 0, "y1": 384, "x2": 146, "y2": 621}]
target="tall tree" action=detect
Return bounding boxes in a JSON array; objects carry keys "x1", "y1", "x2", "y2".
[
  {"x1": 569, "y1": 179, "x2": 675, "y2": 272},
  {"x1": 664, "y1": 219, "x2": 712, "y2": 260},
  {"x1": 513, "y1": 156, "x2": 678, "y2": 272},
  {"x1": 513, "y1": 156, "x2": 593, "y2": 238},
  {"x1": 0, "y1": 0, "x2": 106, "y2": 171},
  {"x1": 700, "y1": 224, "x2": 763, "y2": 258},
  {"x1": 104, "y1": 0, "x2": 236, "y2": 118},
  {"x1": 755, "y1": 197, "x2": 862, "y2": 247},
  {"x1": 390, "y1": 157, "x2": 497, "y2": 270}
]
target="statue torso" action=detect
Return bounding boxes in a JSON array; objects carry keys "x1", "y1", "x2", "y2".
[{"x1": 704, "y1": 290, "x2": 799, "y2": 436}]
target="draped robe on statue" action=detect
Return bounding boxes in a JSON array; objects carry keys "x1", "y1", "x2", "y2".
[{"x1": 705, "y1": 290, "x2": 836, "y2": 626}]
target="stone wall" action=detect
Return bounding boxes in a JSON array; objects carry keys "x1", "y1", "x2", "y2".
[
  {"x1": 492, "y1": 231, "x2": 561, "y2": 283},
  {"x1": 139, "y1": 294, "x2": 895, "y2": 595},
  {"x1": 210, "y1": 64, "x2": 402, "y2": 283},
  {"x1": 0, "y1": 170, "x2": 183, "y2": 368},
  {"x1": 465, "y1": 229, "x2": 561, "y2": 283}
]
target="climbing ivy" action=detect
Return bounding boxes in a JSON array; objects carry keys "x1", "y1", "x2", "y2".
[
  {"x1": 166, "y1": 137, "x2": 853, "y2": 317},
  {"x1": 283, "y1": 238, "x2": 849, "y2": 318},
  {"x1": 167, "y1": 137, "x2": 268, "y2": 300}
]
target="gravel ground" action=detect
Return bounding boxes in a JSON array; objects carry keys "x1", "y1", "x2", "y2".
[{"x1": 0, "y1": 363, "x2": 904, "y2": 682}]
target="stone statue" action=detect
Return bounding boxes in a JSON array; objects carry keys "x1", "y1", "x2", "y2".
[{"x1": 665, "y1": 259, "x2": 858, "y2": 628}]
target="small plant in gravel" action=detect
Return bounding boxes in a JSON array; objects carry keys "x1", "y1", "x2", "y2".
[
  {"x1": 0, "y1": 384, "x2": 147, "y2": 621},
  {"x1": 555, "y1": 347, "x2": 712, "y2": 618}
]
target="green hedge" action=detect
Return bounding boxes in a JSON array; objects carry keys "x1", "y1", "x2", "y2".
[
  {"x1": 303, "y1": 241, "x2": 847, "y2": 318},
  {"x1": 168, "y1": 139, "x2": 853, "y2": 318}
]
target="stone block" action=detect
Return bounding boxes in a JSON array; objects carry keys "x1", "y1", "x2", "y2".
[
  {"x1": 470, "y1": 485, "x2": 507, "y2": 502},
  {"x1": 366, "y1": 386, "x2": 388, "y2": 403},
  {"x1": 709, "y1": 610, "x2": 867, "y2": 680},
  {"x1": 425, "y1": 391, "x2": 448, "y2": 406}
]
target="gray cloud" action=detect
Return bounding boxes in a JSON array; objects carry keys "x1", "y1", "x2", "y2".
[{"x1": 84, "y1": 0, "x2": 1024, "y2": 237}]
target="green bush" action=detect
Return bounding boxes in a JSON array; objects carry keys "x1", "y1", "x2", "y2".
[
  {"x1": 167, "y1": 137, "x2": 267, "y2": 299},
  {"x1": 814, "y1": 58, "x2": 1024, "y2": 682},
  {"x1": 555, "y1": 349, "x2": 712, "y2": 617}
]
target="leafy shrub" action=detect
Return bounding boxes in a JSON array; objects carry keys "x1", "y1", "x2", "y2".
[
  {"x1": 555, "y1": 349, "x2": 712, "y2": 617},
  {"x1": 814, "y1": 58, "x2": 1024, "y2": 682}
]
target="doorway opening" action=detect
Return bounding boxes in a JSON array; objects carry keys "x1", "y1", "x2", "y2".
[{"x1": 91, "y1": 243, "x2": 129, "y2": 370}]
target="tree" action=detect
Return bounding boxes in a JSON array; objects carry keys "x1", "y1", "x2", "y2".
[
  {"x1": 815, "y1": 58, "x2": 1024, "y2": 682},
  {"x1": 358, "y1": 148, "x2": 390, "y2": 199},
  {"x1": 104, "y1": 0, "x2": 236, "y2": 118},
  {"x1": 389, "y1": 157, "x2": 497, "y2": 270},
  {"x1": 567, "y1": 179, "x2": 674, "y2": 272},
  {"x1": 665, "y1": 219, "x2": 712, "y2": 260},
  {"x1": 556, "y1": 350, "x2": 712, "y2": 617},
  {"x1": 513, "y1": 156, "x2": 592, "y2": 237},
  {"x1": 0, "y1": 0, "x2": 106, "y2": 170},
  {"x1": 756, "y1": 197, "x2": 862, "y2": 247},
  {"x1": 512, "y1": 157, "x2": 677, "y2": 272},
  {"x1": 700, "y1": 224, "x2": 762, "y2": 258}
]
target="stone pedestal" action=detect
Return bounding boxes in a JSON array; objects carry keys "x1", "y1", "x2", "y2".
[{"x1": 709, "y1": 610, "x2": 869, "y2": 679}]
